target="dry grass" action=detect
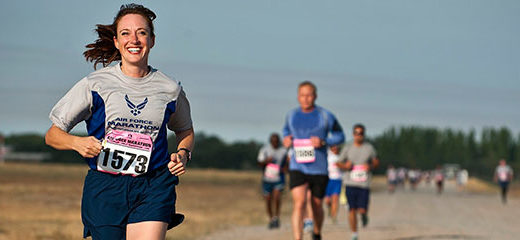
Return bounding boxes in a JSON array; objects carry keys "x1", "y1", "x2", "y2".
[
  {"x1": 169, "y1": 169, "x2": 292, "y2": 240},
  {"x1": 0, "y1": 163, "x2": 289, "y2": 240}
]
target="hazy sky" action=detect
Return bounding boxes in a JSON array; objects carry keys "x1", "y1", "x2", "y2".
[{"x1": 0, "y1": 0, "x2": 518, "y2": 143}]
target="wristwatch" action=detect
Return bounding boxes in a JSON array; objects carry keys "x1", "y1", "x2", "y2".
[{"x1": 176, "y1": 148, "x2": 192, "y2": 162}]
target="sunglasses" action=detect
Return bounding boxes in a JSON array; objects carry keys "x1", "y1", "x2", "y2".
[{"x1": 354, "y1": 131, "x2": 364, "y2": 136}]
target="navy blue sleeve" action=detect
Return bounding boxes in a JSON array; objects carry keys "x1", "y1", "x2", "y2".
[{"x1": 325, "y1": 113, "x2": 345, "y2": 146}]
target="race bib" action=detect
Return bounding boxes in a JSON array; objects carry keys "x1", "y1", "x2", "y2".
[
  {"x1": 435, "y1": 173, "x2": 444, "y2": 181},
  {"x1": 293, "y1": 139, "x2": 315, "y2": 163},
  {"x1": 264, "y1": 163, "x2": 281, "y2": 182},
  {"x1": 388, "y1": 171, "x2": 397, "y2": 181},
  {"x1": 97, "y1": 130, "x2": 153, "y2": 176},
  {"x1": 350, "y1": 165, "x2": 368, "y2": 182},
  {"x1": 498, "y1": 172, "x2": 508, "y2": 181},
  {"x1": 328, "y1": 164, "x2": 342, "y2": 179}
]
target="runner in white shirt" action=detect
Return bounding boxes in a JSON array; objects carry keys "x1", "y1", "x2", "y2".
[
  {"x1": 408, "y1": 169, "x2": 420, "y2": 191},
  {"x1": 397, "y1": 168, "x2": 407, "y2": 187},
  {"x1": 386, "y1": 165, "x2": 397, "y2": 193},
  {"x1": 456, "y1": 169, "x2": 469, "y2": 191},
  {"x1": 258, "y1": 133, "x2": 288, "y2": 229},
  {"x1": 324, "y1": 145, "x2": 342, "y2": 223},
  {"x1": 494, "y1": 159, "x2": 514, "y2": 204}
]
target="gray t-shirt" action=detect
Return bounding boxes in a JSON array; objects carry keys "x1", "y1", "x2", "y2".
[
  {"x1": 339, "y1": 142, "x2": 377, "y2": 188},
  {"x1": 257, "y1": 145, "x2": 288, "y2": 182},
  {"x1": 49, "y1": 63, "x2": 192, "y2": 171}
]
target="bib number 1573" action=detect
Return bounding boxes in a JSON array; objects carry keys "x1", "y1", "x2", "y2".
[
  {"x1": 97, "y1": 130, "x2": 153, "y2": 176},
  {"x1": 99, "y1": 147, "x2": 148, "y2": 174}
]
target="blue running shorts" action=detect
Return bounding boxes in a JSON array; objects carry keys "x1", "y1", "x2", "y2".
[
  {"x1": 325, "y1": 179, "x2": 342, "y2": 197},
  {"x1": 262, "y1": 180, "x2": 285, "y2": 196},
  {"x1": 81, "y1": 165, "x2": 182, "y2": 239}
]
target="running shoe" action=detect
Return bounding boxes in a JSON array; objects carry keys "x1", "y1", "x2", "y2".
[
  {"x1": 361, "y1": 213, "x2": 368, "y2": 227},
  {"x1": 272, "y1": 216, "x2": 280, "y2": 228},
  {"x1": 312, "y1": 233, "x2": 321, "y2": 240},
  {"x1": 303, "y1": 219, "x2": 314, "y2": 233},
  {"x1": 351, "y1": 235, "x2": 359, "y2": 240},
  {"x1": 267, "y1": 218, "x2": 275, "y2": 229}
]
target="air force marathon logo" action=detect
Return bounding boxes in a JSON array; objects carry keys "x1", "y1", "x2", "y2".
[{"x1": 125, "y1": 95, "x2": 148, "y2": 116}]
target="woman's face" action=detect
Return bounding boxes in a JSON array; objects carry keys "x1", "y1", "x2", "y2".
[{"x1": 113, "y1": 14, "x2": 155, "y2": 68}]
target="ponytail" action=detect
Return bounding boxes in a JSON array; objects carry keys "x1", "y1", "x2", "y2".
[{"x1": 83, "y1": 24, "x2": 120, "y2": 69}]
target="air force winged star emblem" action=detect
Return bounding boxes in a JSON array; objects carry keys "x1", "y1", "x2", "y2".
[{"x1": 125, "y1": 95, "x2": 148, "y2": 116}]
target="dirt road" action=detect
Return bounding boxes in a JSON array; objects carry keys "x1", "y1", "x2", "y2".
[{"x1": 198, "y1": 180, "x2": 518, "y2": 240}]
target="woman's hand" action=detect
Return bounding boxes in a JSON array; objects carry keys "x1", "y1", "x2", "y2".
[
  {"x1": 73, "y1": 136, "x2": 102, "y2": 158},
  {"x1": 168, "y1": 152, "x2": 188, "y2": 176}
]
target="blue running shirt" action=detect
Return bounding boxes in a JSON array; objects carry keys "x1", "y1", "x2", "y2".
[{"x1": 283, "y1": 106, "x2": 345, "y2": 175}]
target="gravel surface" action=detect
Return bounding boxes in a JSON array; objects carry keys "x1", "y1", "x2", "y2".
[{"x1": 197, "y1": 181, "x2": 518, "y2": 240}]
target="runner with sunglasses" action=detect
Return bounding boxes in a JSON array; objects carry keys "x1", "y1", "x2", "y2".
[{"x1": 336, "y1": 124, "x2": 379, "y2": 240}]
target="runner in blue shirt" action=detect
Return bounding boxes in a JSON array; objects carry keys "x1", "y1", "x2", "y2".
[
  {"x1": 45, "y1": 4, "x2": 194, "y2": 239},
  {"x1": 283, "y1": 81, "x2": 345, "y2": 240}
]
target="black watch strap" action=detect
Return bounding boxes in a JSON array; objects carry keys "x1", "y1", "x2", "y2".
[{"x1": 176, "y1": 148, "x2": 191, "y2": 162}]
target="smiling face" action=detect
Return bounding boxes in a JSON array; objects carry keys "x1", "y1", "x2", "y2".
[{"x1": 113, "y1": 14, "x2": 155, "y2": 69}]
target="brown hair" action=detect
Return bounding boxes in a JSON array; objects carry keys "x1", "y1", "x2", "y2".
[{"x1": 83, "y1": 4, "x2": 157, "y2": 69}]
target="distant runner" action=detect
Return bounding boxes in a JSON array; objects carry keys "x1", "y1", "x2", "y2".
[
  {"x1": 337, "y1": 124, "x2": 379, "y2": 240},
  {"x1": 283, "y1": 81, "x2": 345, "y2": 240},
  {"x1": 386, "y1": 165, "x2": 397, "y2": 193},
  {"x1": 0, "y1": 135, "x2": 5, "y2": 164},
  {"x1": 408, "y1": 168, "x2": 420, "y2": 191},
  {"x1": 494, "y1": 159, "x2": 514, "y2": 204},
  {"x1": 324, "y1": 145, "x2": 342, "y2": 223},
  {"x1": 456, "y1": 169, "x2": 468, "y2": 191},
  {"x1": 397, "y1": 167, "x2": 407, "y2": 187},
  {"x1": 433, "y1": 165, "x2": 445, "y2": 195},
  {"x1": 257, "y1": 133, "x2": 288, "y2": 229}
]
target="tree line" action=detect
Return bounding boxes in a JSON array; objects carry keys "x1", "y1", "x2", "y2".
[
  {"x1": 371, "y1": 126, "x2": 519, "y2": 178},
  {"x1": 3, "y1": 126, "x2": 518, "y2": 179}
]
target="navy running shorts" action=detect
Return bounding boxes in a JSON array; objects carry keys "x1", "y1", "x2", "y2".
[
  {"x1": 345, "y1": 186, "x2": 370, "y2": 210},
  {"x1": 81, "y1": 165, "x2": 182, "y2": 239},
  {"x1": 499, "y1": 181, "x2": 510, "y2": 189}
]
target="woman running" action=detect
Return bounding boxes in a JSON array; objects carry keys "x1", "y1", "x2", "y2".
[{"x1": 45, "y1": 4, "x2": 194, "y2": 239}]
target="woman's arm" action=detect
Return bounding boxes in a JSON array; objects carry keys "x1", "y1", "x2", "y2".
[
  {"x1": 168, "y1": 127, "x2": 194, "y2": 176},
  {"x1": 45, "y1": 124, "x2": 102, "y2": 158}
]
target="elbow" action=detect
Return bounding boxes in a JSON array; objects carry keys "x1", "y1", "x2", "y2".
[
  {"x1": 44, "y1": 131, "x2": 52, "y2": 147},
  {"x1": 44, "y1": 125, "x2": 60, "y2": 149}
]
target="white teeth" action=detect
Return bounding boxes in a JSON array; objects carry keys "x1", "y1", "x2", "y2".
[{"x1": 128, "y1": 48, "x2": 141, "y2": 53}]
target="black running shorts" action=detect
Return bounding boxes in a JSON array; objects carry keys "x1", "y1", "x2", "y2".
[{"x1": 289, "y1": 170, "x2": 329, "y2": 198}]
